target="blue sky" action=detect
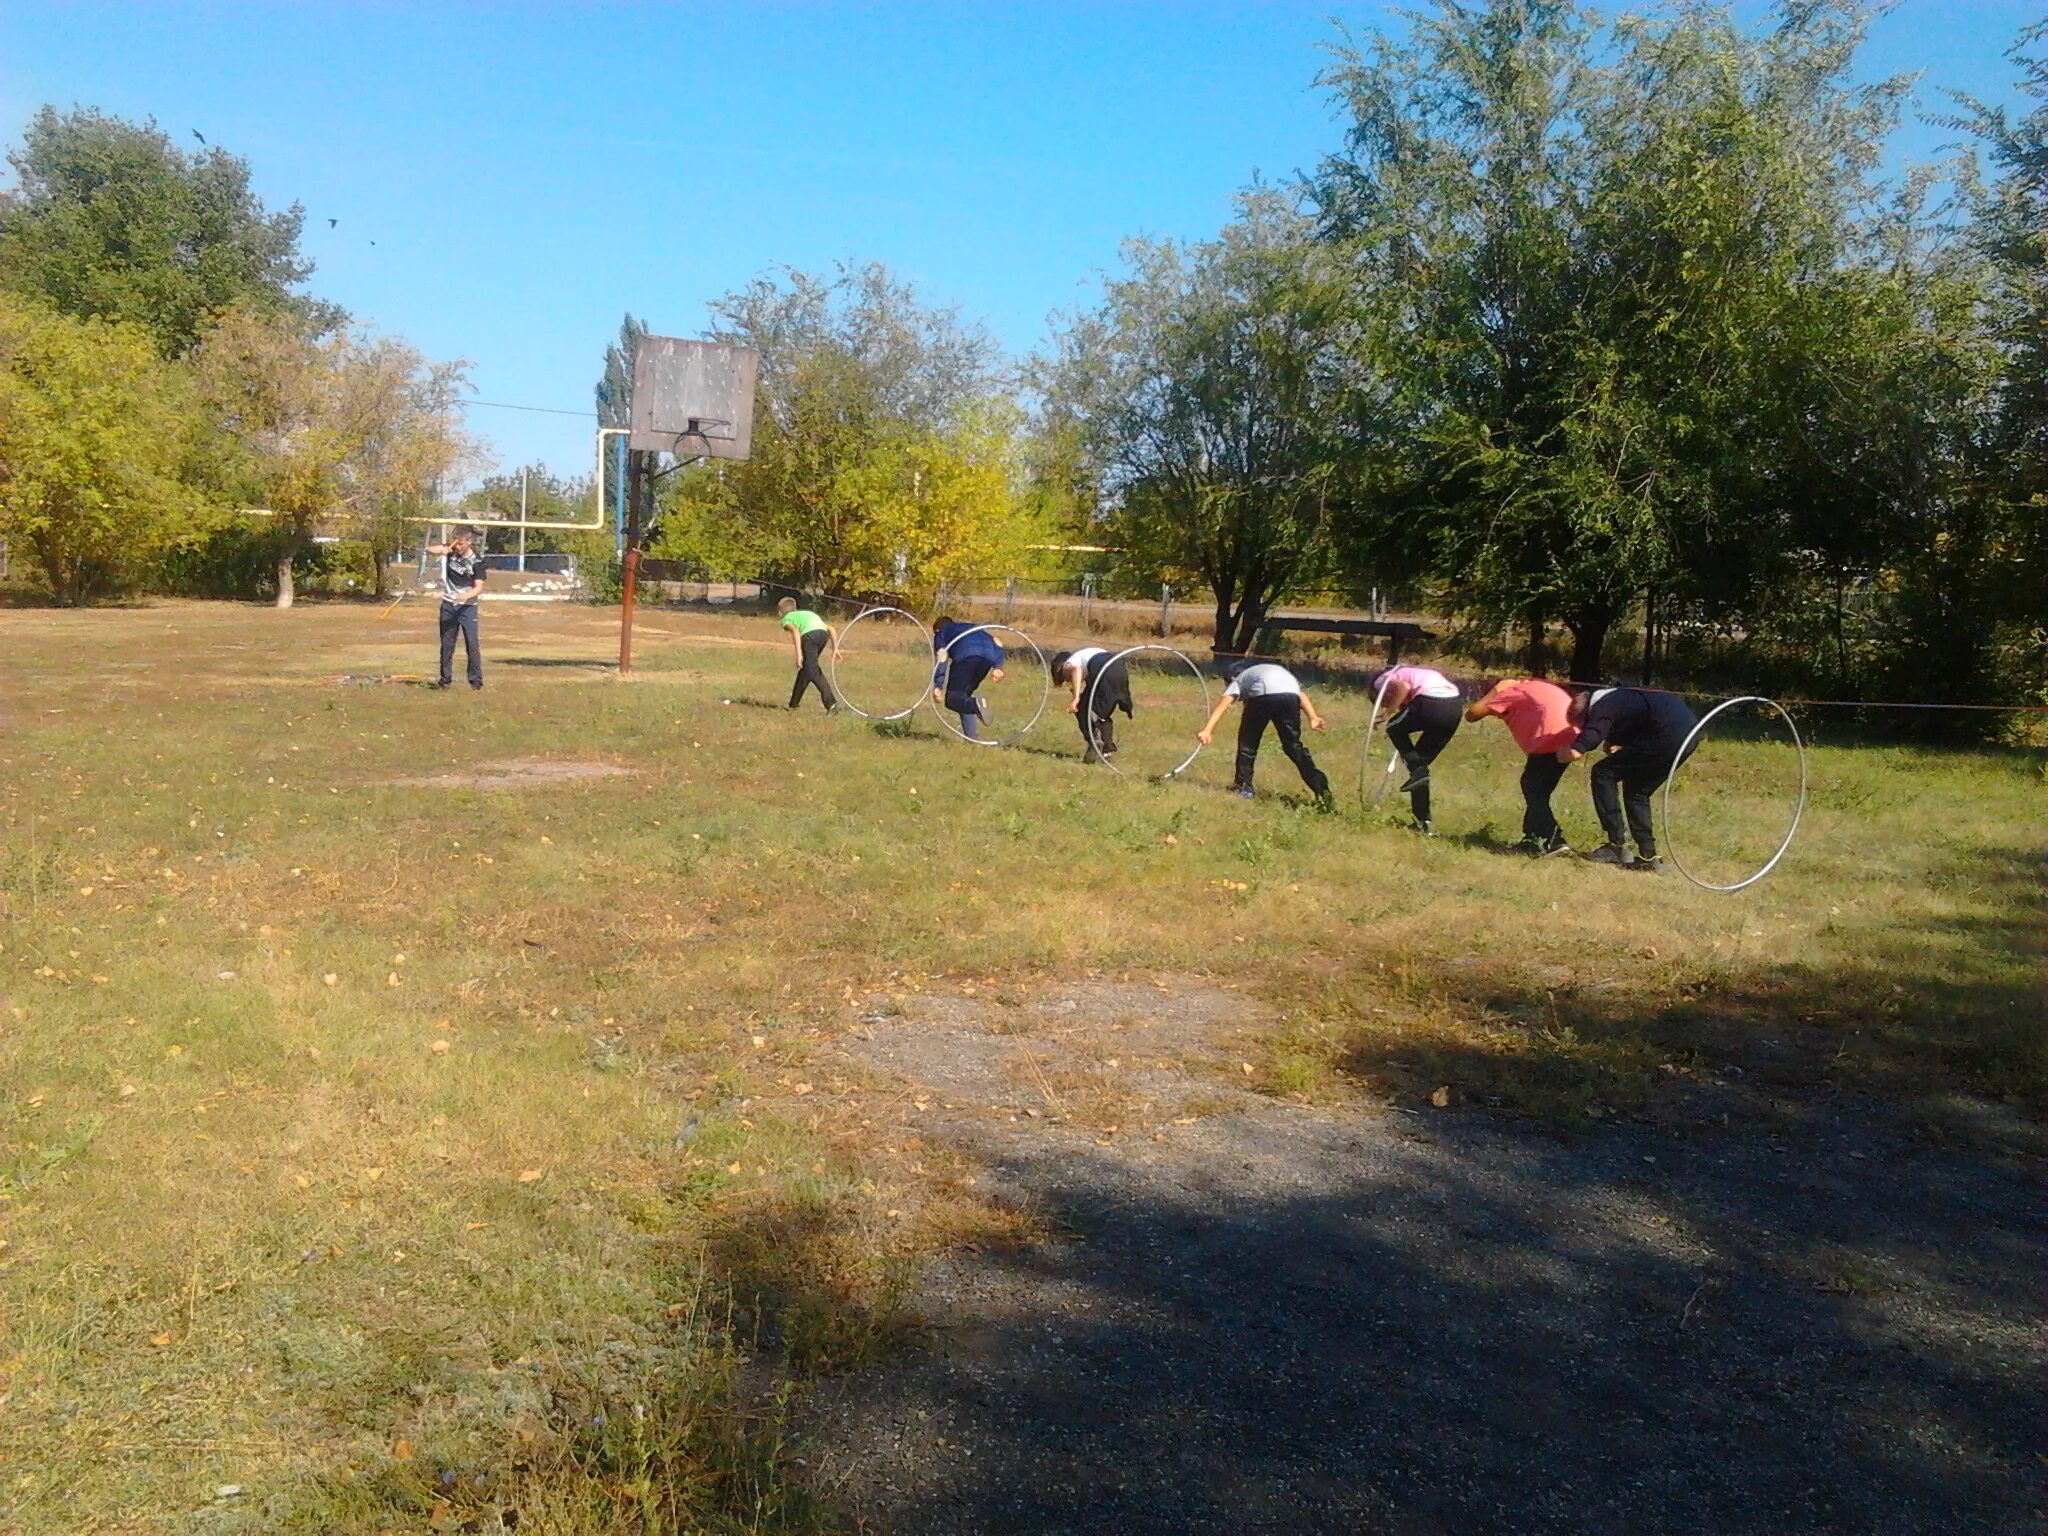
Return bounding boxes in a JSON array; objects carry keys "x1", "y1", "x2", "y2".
[{"x1": 2, "y1": 2, "x2": 2035, "y2": 482}]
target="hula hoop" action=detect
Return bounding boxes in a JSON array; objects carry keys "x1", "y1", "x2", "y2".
[
  {"x1": 1085, "y1": 644, "x2": 1211, "y2": 780},
  {"x1": 827, "y1": 606, "x2": 933, "y2": 722},
  {"x1": 927, "y1": 623, "x2": 1051, "y2": 748},
  {"x1": 1659, "y1": 695, "x2": 1808, "y2": 893},
  {"x1": 1356, "y1": 674, "x2": 1401, "y2": 811}
]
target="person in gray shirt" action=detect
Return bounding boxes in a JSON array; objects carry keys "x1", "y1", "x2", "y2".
[{"x1": 1198, "y1": 661, "x2": 1333, "y2": 810}]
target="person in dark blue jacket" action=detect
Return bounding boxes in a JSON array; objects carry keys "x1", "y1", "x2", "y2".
[
  {"x1": 1556, "y1": 686, "x2": 1699, "y2": 871},
  {"x1": 932, "y1": 616, "x2": 1006, "y2": 741}
]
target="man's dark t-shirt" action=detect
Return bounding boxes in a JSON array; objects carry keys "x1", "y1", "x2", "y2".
[{"x1": 441, "y1": 547, "x2": 486, "y2": 603}]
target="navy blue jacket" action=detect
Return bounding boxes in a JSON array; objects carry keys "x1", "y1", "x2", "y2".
[{"x1": 1570, "y1": 687, "x2": 1697, "y2": 758}]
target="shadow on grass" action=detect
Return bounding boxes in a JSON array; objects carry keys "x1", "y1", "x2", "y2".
[
  {"x1": 496, "y1": 656, "x2": 619, "y2": 671},
  {"x1": 801, "y1": 1106, "x2": 2043, "y2": 1535},
  {"x1": 1325, "y1": 842, "x2": 2048, "y2": 1131}
]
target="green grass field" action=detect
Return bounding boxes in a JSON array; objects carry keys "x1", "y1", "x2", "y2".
[{"x1": 2, "y1": 598, "x2": 2041, "y2": 1533}]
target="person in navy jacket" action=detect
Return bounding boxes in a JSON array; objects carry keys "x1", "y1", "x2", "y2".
[
  {"x1": 1556, "y1": 686, "x2": 1699, "y2": 871},
  {"x1": 932, "y1": 616, "x2": 1006, "y2": 740}
]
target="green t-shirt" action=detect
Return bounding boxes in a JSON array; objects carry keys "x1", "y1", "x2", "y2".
[{"x1": 780, "y1": 609, "x2": 827, "y2": 636}]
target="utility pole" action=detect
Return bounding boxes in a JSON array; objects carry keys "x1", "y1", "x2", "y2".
[{"x1": 517, "y1": 468, "x2": 528, "y2": 572}]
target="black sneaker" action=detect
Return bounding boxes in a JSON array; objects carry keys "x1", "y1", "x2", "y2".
[
  {"x1": 1314, "y1": 788, "x2": 1336, "y2": 814},
  {"x1": 1627, "y1": 854, "x2": 1665, "y2": 874},
  {"x1": 973, "y1": 694, "x2": 991, "y2": 723},
  {"x1": 1414, "y1": 818, "x2": 1434, "y2": 837},
  {"x1": 1397, "y1": 768, "x2": 1431, "y2": 793},
  {"x1": 1538, "y1": 831, "x2": 1573, "y2": 858},
  {"x1": 432, "y1": 680, "x2": 452, "y2": 690},
  {"x1": 1586, "y1": 842, "x2": 1632, "y2": 866}
]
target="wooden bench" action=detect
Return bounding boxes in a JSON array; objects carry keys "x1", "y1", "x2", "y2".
[{"x1": 1253, "y1": 616, "x2": 1436, "y2": 664}]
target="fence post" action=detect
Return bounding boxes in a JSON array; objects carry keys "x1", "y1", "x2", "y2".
[
  {"x1": 1158, "y1": 582, "x2": 1174, "y2": 636},
  {"x1": 1081, "y1": 572, "x2": 1098, "y2": 630},
  {"x1": 1004, "y1": 575, "x2": 1018, "y2": 622}
]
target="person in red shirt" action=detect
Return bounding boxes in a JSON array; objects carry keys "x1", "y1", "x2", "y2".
[{"x1": 1465, "y1": 677, "x2": 1578, "y2": 856}]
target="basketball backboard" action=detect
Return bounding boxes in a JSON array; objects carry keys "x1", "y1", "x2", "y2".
[{"x1": 629, "y1": 336, "x2": 758, "y2": 460}]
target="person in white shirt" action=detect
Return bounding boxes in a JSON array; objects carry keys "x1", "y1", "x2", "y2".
[
  {"x1": 1372, "y1": 664, "x2": 1464, "y2": 833},
  {"x1": 1198, "y1": 661, "x2": 1333, "y2": 810},
  {"x1": 1050, "y1": 647, "x2": 1130, "y2": 763}
]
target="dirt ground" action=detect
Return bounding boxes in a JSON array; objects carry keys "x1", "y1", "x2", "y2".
[{"x1": 798, "y1": 979, "x2": 2043, "y2": 1535}]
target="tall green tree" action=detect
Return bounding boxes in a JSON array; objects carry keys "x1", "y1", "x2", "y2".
[
  {"x1": 0, "y1": 106, "x2": 338, "y2": 355},
  {"x1": 593, "y1": 313, "x2": 648, "y2": 429},
  {"x1": 695, "y1": 262, "x2": 1036, "y2": 593},
  {"x1": 195, "y1": 307, "x2": 473, "y2": 607},
  {"x1": 1313, "y1": 0, "x2": 1943, "y2": 680},
  {"x1": 0, "y1": 293, "x2": 215, "y2": 603},
  {"x1": 1047, "y1": 194, "x2": 1374, "y2": 653}
]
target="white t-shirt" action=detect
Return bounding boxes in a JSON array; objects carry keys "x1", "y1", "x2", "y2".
[
  {"x1": 1224, "y1": 663, "x2": 1302, "y2": 700},
  {"x1": 1065, "y1": 646, "x2": 1108, "y2": 677}
]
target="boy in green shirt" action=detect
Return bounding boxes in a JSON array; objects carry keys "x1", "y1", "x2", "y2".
[{"x1": 777, "y1": 597, "x2": 842, "y2": 712}]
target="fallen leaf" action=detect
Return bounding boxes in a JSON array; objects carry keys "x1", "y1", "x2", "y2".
[
  {"x1": 151, "y1": 1332, "x2": 175, "y2": 1347},
  {"x1": 726, "y1": 1161, "x2": 743, "y2": 1174},
  {"x1": 517, "y1": 1168, "x2": 544, "y2": 1183},
  {"x1": 322, "y1": 974, "x2": 339, "y2": 986},
  {"x1": 393, "y1": 1438, "x2": 414, "y2": 1461},
  {"x1": 294, "y1": 1173, "x2": 312, "y2": 1188},
  {"x1": 429, "y1": 1039, "x2": 452, "y2": 1055},
  {"x1": 1240, "y1": 1062, "x2": 1256, "y2": 1075},
  {"x1": 464, "y1": 1221, "x2": 490, "y2": 1231},
  {"x1": 1430, "y1": 1085, "x2": 1452, "y2": 1108},
  {"x1": 361, "y1": 1167, "x2": 385, "y2": 1182}
]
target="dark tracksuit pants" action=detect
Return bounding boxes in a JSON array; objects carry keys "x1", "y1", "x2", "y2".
[
  {"x1": 789, "y1": 628, "x2": 838, "y2": 710},
  {"x1": 1078, "y1": 657, "x2": 1131, "y2": 759},
  {"x1": 1590, "y1": 749, "x2": 1681, "y2": 857},
  {"x1": 1386, "y1": 693, "x2": 1462, "y2": 824},
  {"x1": 1519, "y1": 752, "x2": 1569, "y2": 842},
  {"x1": 1234, "y1": 695, "x2": 1330, "y2": 798},
  {"x1": 941, "y1": 655, "x2": 995, "y2": 735},
  {"x1": 438, "y1": 599, "x2": 482, "y2": 687}
]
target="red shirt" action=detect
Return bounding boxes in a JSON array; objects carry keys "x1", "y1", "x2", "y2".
[{"x1": 1477, "y1": 679, "x2": 1575, "y2": 755}]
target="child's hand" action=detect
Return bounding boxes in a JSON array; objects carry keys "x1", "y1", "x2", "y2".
[
  {"x1": 1068, "y1": 698, "x2": 1080, "y2": 713},
  {"x1": 1309, "y1": 715, "x2": 1326, "y2": 732},
  {"x1": 1197, "y1": 728, "x2": 1213, "y2": 745},
  {"x1": 990, "y1": 667, "x2": 1005, "y2": 682}
]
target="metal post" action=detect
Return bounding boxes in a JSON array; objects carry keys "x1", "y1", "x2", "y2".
[
  {"x1": 1003, "y1": 575, "x2": 1018, "y2": 622},
  {"x1": 1081, "y1": 572, "x2": 1097, "y2": 629},
  {"x1": 517, "y1": 469, "x2": 528, "y2": 572},
  {"x1": 619, "y1": 451, "x2": 646, "y2": 676},
  {"x1": 1158, "y1": 581, "x2": 1174, "y2": 636}
]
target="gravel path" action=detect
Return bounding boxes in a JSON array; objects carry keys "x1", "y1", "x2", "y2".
[{"x1": 798, "y1": 983, "x2": 2043, "y2": 1535}]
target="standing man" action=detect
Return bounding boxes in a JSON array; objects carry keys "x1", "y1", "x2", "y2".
[
  {"x1": 1374, "y1": 664, "x2": 1465, "y2": 834},
  {"x1": 777, "y1": 596, "x2": 842, "y2": 712},
  {"x1": 1556, "y1": 686, "x2": 1700, "y2": 871},
  {"x1": 1050, "y1": 647, "x2": 1130, "y2": 762},
  {"x1": 1465, "y1": 676, "x2": 1579, "y2": 855},
  {"x1": 424, "y1": 525, "x2": 486, "y2": 690},
  {"x1": 932, "y1": 615, "x2": 1005, "y2": 740},
  {"x1": 1198, "y1": 661, "x2": 1334, "y2": 810}
]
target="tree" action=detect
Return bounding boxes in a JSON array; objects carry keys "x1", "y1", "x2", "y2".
[
  {"x1": 0, "y1": 106, "x2": 339, "y2": 355},
  {"x1": 593, "y1": 314, "x2": 648, "y2": 429},
  {"x1": 1047, "y1": 194, "x2": 1372, "y2": 653},
  {"x1": 694, "y1": 262, "x2": 1035, "y2": 593},
  {"x1": 1312, "y1": 0, "x2": 1942, "y2": 680},
  {"x1": 0, "y1": 294, "x2": 214, "y2": 603},
  {"x1": 195, "y1": 307, "x2": 473, "y2": 607}
]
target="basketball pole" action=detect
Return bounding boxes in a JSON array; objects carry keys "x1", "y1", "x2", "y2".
[{"x1": 618, "y1": 448, "x2": 647, "y2": 676}]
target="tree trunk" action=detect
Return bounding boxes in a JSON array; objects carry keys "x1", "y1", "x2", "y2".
[
  {"x1": 1211, "y1": 590, "x2": 1236, "y2": 654},
  {"x1": 370, "y1": 542, "x2": 389, "y2": 601},
  {"x1": 1230, "y1": 596, "x2": 1271, "y2": 658},
  {"x1": 1524, "y1": 617, "x2": 1546, "y2": 677},
  {"x1": 275, "y1": 533, "x2": 303, "y2": 610},
  {"x1": 1564, "y1": 606, "x2": 1615, "y2": 683}
]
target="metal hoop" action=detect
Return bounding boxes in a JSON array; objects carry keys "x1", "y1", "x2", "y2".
[
  {"x1": 1659, "y1": 695, "x2": 1809, "y2": 893},
  {"x1": 926, "y1": 623, "x2": 1052, "y2": 747},
  {"x1": 1356, "y1": 674, "x2": 1400, "y2": 811},
  {"x1": 826, "y1": 606, "x2": 933, "y2": 722},
  {"x1": 1086, "y1": 644, "x2": 1211, "y2": 780}
]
